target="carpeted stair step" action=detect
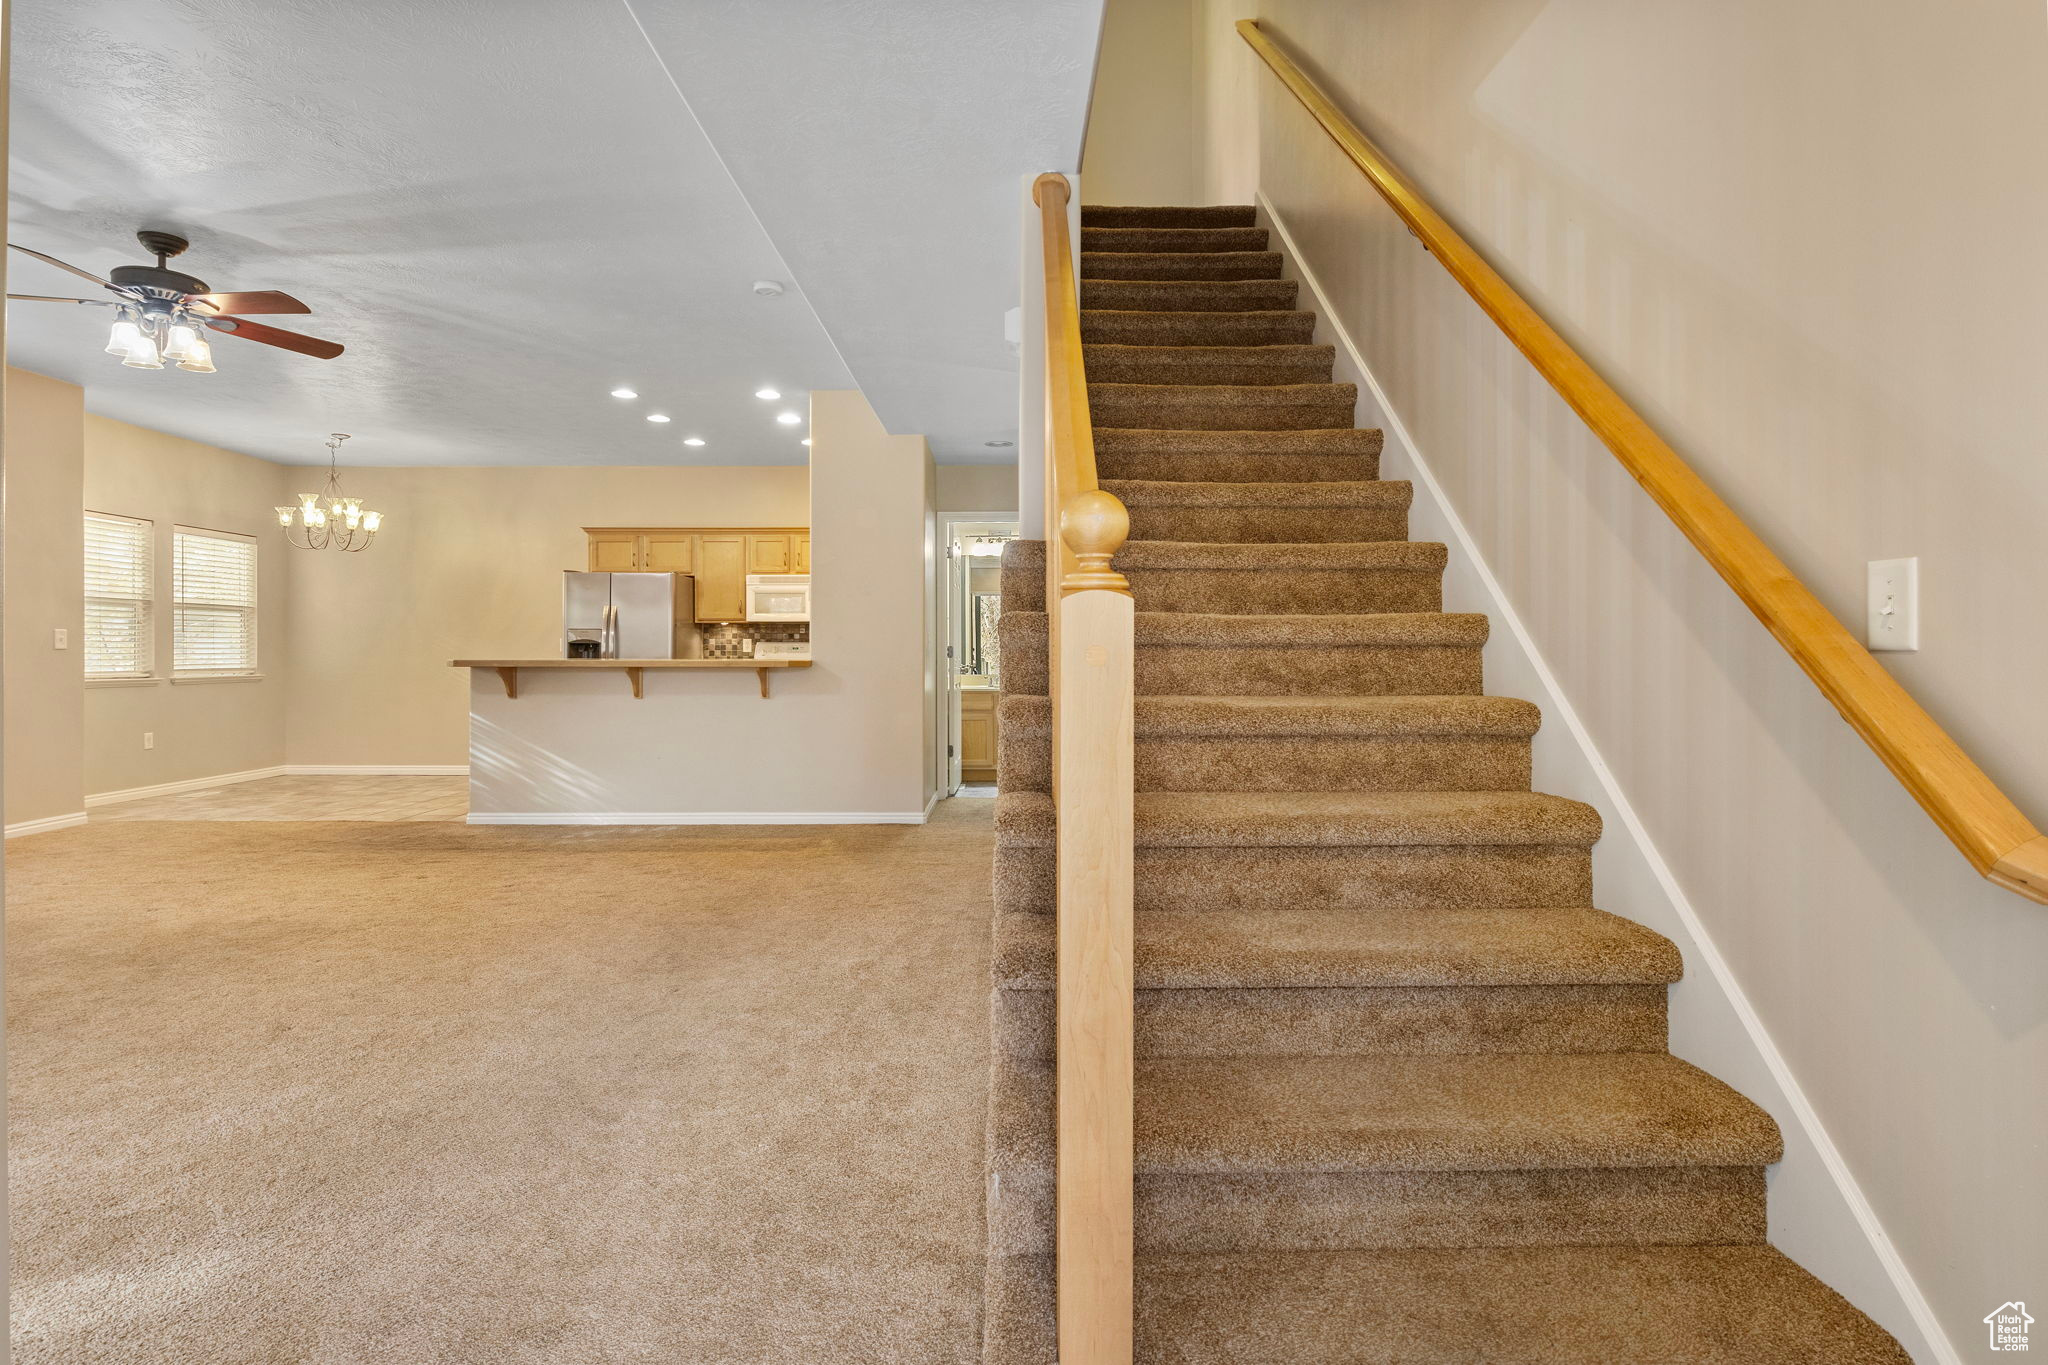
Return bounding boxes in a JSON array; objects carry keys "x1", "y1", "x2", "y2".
[
  {"x1": 1091, "y1": 381, "x2": 1357, "y2": 431},
  {"x1": 1080, "y1": 226, "x2": 1270, "y2": 254},
  {"x1": 1080, "y1": 204, "x2": 1257, "y2": 229},
  {"x1": 999, "y1": 608, "x2": 1487, "y2": 697},
  {"x1": 996, "y1": 789, "x2": 1600, "y2": 851},
  {"x1": 1082, "y1": 277, "x2": 1299, "y2": 313},
  {"x1": 993, "y1": 790, "x2": 1598, "y2": 916},
  {"x1": 1083, "y1": 343, "x2": 1335, "y2": 387},
  {"x1": 1081, "y1": 250, "x2": 1284, "y2": 282},
  {"x1": 1081, "y1": 308, "x2": 1317, "y2": 347},
  {"x1": 998, "y1": 694, "x2": 1535, "y2": 793},
  {"x1": 986, "y1": 1052, "x2": 1779, "y2": 1261},
  {"x1": 1106, "y1": 478, "x2": 1409, "y2": 543},
  {"x1": 983, "y1": 1244, "x2": 1911, "y2": 1365},
  {"x1": 1112, "y1": 540, "x2": 1445, "y2": 615},
  {"x1": 990, "y1": 904, "x2": 1679, "y2": 1060},
  {"x1": 1092, "y1": 428, "x2": 1381, "y2": 483}
]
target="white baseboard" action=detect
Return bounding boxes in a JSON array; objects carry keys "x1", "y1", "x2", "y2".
[
  {"x1": 86, "y1": 765, "x2": 287, "y2": 808},
  {"x1": 467, "y1": 810, "x2": 931, "y2": 826},
  {"x1": 4, "y1": 811, "x2": 89, "y2": 838},
  {"x1": 84, "y1": 764, "x2": 469, "y2": 808},
  {"x1": 1259, "y1": 192, "x2": 1950, "y2": 1365},
  {"x1": 282, "y1": 765, "x2": 470, "y2": 776}
]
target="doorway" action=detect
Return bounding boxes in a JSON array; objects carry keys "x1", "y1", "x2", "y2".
[{"x1": 940, "y1": 515, "x2": 1019, "y2": 797}]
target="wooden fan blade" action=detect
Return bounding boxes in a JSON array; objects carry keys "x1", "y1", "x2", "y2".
[
  {"x1": 7, "y1": 293, "x2": 114, "y2": 305},
  {"x1": 7, "y1": 242, "x2": 113, "y2": 287},
  {"x1": 204, "y1": 315, "x2": 344, "y2": 359},
  {"x1": 192, "y1": 290, "x2": 311, "y2": 315}
]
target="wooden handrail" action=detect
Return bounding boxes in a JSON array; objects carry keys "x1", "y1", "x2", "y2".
[
  {"x1": 1238, "y1": 19, "x2": 2048, "y2": 906},
  {"x1": 1032, "y1": 170, "x2": 1137, "y2": 1365}
]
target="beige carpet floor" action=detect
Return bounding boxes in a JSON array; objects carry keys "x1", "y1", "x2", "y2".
[{"x1": 7, "y1": 802, "x2": 995, "y2": 1364}]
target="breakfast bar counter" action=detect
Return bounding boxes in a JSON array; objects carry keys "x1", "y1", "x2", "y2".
[{"x1": 452, "y1": 657, "x2": 813, "y2": 700}]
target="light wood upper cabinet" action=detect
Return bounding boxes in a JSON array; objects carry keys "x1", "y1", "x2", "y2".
[
  {"x1": 747, "y1": 534, "x2": 792, "y2": 573},
  {"x1": 588, "y1": 534, "x2": 640, "y2": 572},
  {"x1": 694, "y1": 535, "x2": 748, "y2": 621},
  {"x1": 642, "y1": 534, "x2": 694, "y2": 573},
  {"x1": 582, "y1": 526, "x2": 808, "y2": 623}
]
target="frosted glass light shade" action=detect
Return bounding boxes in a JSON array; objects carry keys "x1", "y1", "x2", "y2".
[{"x1": 174, "y1": 336, "x2": 216, "y2": 373}]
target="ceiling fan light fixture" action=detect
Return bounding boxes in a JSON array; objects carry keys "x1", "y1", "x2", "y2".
[
  {"x1": 119, "y1": 330, "x2": 165, "y2": 369},
  {"x1": 175, "y1": 334, "x2": 216, "y2": 373},
  {"x1": 106, "y1": 312, "x2": 147, "y2": 357},
  {"x1": 161, "y1": 317, "x2": 204, "y2": 363}
]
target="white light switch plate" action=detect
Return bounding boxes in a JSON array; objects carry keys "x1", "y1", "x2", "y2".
[
  {"x1": 1866, "y1": 557, "x2": 1919, "y2": 651},
  {"x1": 52, "y1": 627, "x2": 67, "y2": 649}
]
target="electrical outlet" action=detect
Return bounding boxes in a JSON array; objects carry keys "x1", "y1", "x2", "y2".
[
  {"x1": 52, "y1": 627, "x2": 67, "y2": 649},
  {"x1": 1866, "y1": 558, "x2": 1919, "y2": 652},
  {"x1": 143, "y1": 732, "x2": 154, "y2": 750}
]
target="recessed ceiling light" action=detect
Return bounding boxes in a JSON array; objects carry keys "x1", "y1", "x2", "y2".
[
  {"x1": 610, "y1": 388, "x2": 638, "y2": 399},
  {"x1": 683, "y1": 437, "x2": 706, "y2": 447},
  {"x1": 752, "y1": 279, "x2": 785, "y2": 297},
  {"x1": 646, "y1": 414, "x2": 671, "y2": 423},
  {"x1": 801, "y1": 438, "x2": 812, "y2": 446},
  {"x1": 984, "y1": 439, "x2": 1014, "y2": 447},
  {"x1": 776, "y1": 411, "x2": 801, "y2": 425},
  {"x1": 754, "y1": 387, "x2": 781, "y2": 400}
]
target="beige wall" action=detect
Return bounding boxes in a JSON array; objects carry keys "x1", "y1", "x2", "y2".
[
  {"x1": 466, "y1": 391, "x2": 934, "y2": 819},
  {"x1": 936, "y1": 463, "x2": 1018, "y2": 513},
  {"x1": 3, "y1": 367, "x2": 84, "y2": 828},
  {"x1": 83, "y1": 415, "x2": 293, "y2": 795},
  {"x1": 1080, "y1": 0, "x2": 1197, "y2": 204},
  {"x1": 287, "y1": 464, "x2": 810, "y2": 767},
  {"x1": 1245, "y1": 2, "x2": 2048, "y2": 1355}
]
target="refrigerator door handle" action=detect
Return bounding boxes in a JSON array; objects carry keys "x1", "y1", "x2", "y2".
[{"x1": 603, "y1": 602, "x2": 618, "y2": 659}]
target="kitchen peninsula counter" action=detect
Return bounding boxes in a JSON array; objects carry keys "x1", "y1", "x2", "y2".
[{"x1": 453, "y1": 657, "x2": 811, "y2": 700}]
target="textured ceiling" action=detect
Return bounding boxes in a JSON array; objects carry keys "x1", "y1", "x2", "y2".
[
  {"x1": 613, "y1": 0, "x2": 1105, "y2": 463},
  {"x1": 7, "y1": 1, "x2": 1106, "y2": 468},
  {"x1": 5, "y1": 0, "x2": 858, "y2": 466}
]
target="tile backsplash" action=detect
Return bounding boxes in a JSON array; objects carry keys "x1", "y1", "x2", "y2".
[{"x1": 702, "y1": 623, "x2": 809, "y2": 659}]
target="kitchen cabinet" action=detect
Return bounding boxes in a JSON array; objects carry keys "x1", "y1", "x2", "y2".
[
  {"x1": 694, "y1": 535, "x2": 748, "y2": 621},
  {"x1": 583, "y1": 526, "x2": 809, "y2": 623},
  {"x1": 960, "y1": 688, "x2": 999, "y2": 783},
  {"x1": 642, "y1": 534, "x2": 694, "y2": 573},
  {"x1": 588, "y1": 533, "x2": 640, "y2": 572},
  {"x1": 746, "y1": 534, "x2": 792, "y2": 573}
]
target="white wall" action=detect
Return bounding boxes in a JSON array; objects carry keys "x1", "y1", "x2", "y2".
[
  {"x1": 83, "y1": 415, "x2": 293, "y2": 796},
  {"x1": 3, "y1": 367, "x2": 84, "y2": 829},
  {"x1": 466, "y1": 390, "x2": 935, "y2": 821},
  {"x1": 1239, "y1": 2, "x2": 2048, "y2": 1356},
  {"x1": 1079, "y1": 0, "x2": 1197, "y2": 204}
]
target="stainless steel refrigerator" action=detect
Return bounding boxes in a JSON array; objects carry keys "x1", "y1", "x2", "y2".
[{"x1": 562, "y1": 572, "x2": 702, "y2": 659}]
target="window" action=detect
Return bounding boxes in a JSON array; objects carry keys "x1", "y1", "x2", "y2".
[
  {"x1": 173, "y1": 527, "x2": 258, "y2": 676},
  {"x1": 84, "y1": 512, "x2": 154, "y2": 679}
]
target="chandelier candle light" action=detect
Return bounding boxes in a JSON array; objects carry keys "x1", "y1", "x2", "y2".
[{"x1": 277, "y1": 434, "x2": 383, "y2": 552}]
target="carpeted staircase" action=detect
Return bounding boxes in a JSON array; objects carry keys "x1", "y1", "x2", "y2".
[{"x1": 980, "y1": 205, "x2": 1910, "y2": 1363}]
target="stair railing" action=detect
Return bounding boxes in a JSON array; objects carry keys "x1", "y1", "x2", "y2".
[
  {"x1": 1237, "y1": 20, "x2": 2048, "y2": 907},
  {"x1": 1031, "y1": 170, "x2": 1137, "y2": 1365}
]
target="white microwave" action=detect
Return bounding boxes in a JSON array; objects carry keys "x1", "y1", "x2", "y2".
[{"x1": 744, "y1": 574, "x2": 811, "y2": 622}]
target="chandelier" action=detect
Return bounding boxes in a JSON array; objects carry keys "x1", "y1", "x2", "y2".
[{"x1": 275, "y1": 434, "x2": 383, "y2": 552}]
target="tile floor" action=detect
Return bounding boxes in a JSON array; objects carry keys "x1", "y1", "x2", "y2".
[{"x1": 90, "y1": 774, "x2": 469, "y2": 823}]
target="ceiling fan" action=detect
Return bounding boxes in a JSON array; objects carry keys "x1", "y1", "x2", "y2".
[{"x1": 5, "y1": 229, "x2": 344, "y2": 373}]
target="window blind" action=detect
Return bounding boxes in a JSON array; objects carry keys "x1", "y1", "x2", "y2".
[
  {"x1": 85, "y1": 512, "x2": 153, "y2": 678},
  {"x1": 173, "y1": 527, "x2": 258, "y2": 675}
]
